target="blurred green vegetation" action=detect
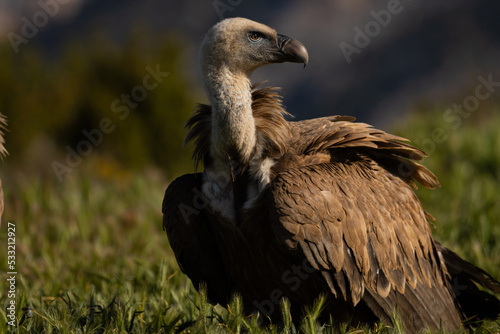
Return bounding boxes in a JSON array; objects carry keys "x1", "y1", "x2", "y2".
[
  {"x1": 0, "y1": 30, "x2": 200, "y2": 179},
  {"x1": 0, "y1": 106, "x2": 498, "y2": 332},
  {"x1": 393, "y1": 108, "x2": 500, "y2": 278},
  {"x1": 0, "y1": 31, "x2": 498, "y2": 332}
]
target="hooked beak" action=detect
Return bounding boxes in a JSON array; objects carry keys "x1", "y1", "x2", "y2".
[{"x1": 277, "y1": 34, "x2": 309, "y2": 67}]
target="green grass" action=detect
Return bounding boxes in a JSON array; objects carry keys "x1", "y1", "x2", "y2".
[
  {"x1": 0, "y1": 109, "x2": 499, "y2": 333},
  {"x1": 393, "y1": 109, "x2": 500, "y2": 278}
]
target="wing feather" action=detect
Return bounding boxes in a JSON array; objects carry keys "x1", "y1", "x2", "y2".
[
  {"x1": 287, "y1": 117, "x2": 439, "y2": 191},
  {"x1": 267, "y1": 160, "x2": 449, "y2": 313},
  {"x1": 162, "y1": 173, "x2": 233, "y2": 305}
]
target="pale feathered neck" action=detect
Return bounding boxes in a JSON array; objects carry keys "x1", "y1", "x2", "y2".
[
  {"x1": 185, "y1": 85, "x2": 291, "y2": 169},
  {"x1": 201, "y1": 66, "x2": 256, "y2": 165}
]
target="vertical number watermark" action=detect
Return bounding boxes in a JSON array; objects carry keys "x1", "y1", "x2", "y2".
[{"x1": 6, "y1": 221, "x2": 17, "y2": 327}]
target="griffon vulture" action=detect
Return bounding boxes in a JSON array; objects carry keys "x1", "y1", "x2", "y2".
[{"x1": 163, "y1": 18, "x2": 500, "y2": 332}]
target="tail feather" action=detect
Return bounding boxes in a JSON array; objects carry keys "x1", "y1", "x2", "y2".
[{"x1": 436, "y1": 242, "x2": 500, "y2": 320}]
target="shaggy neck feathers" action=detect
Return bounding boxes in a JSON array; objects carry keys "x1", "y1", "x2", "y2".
[
  {"x1": 185, "y1": 84, "x2": 291, "y2": 220},
  {"x1": 202, "y1": 65, "x2": 256, "y2": 164},
  {"x1": 192, "y1": 17, "x2": 300, "y2": 219},
  {"x1": 185, "y1": 85, "x2": 291, "y2": 171}
]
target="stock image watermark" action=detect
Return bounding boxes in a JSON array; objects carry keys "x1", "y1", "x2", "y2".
[
  {"x1": 396, "y1": 72, "x2": 499, "y2": 178},
  {"x1": 414, "y1": 73, "x2": 499, "y2": 156},
  {"x1": 213, "y1": 0, "x2": 243, "y2": 20},
  {"x1": 175, "y1": 159, "x2": 246, "y2": 224},
  {"x1": 51, "y1": 64, "x2": 169, "y2": 182},
  {"x1": 339, "y1": 0, "x2": 411, "y2": 64},
  {"x1": 6, "y1": 221, "x2": 17, "y2": 327},
  {"x1": 253, "y1": 258, "x2": 316, "y2": 322},
  {"x1": 7, "y1": 0, "x2": 74, "y2": 54}
]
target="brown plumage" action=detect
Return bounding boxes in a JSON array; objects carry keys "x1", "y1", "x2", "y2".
[
  {"x1": 185, "y1": 85, "x2": 291, "y2": 170},
  {"x1": 163, "y1": 18, "x2": 500, "y2": 333}
]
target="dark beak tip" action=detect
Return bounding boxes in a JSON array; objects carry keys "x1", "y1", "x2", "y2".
[
  {"x1": 281, "y1": 37, "x2": 309, "y2": 67},
  {"x1": 293, "y1": 42, "x2": 309, "y2": 66},
  {"x1": 299, "y1": 44, "x2": 309, "y2": 68}
]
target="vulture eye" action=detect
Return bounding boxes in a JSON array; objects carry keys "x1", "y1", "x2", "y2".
[{"x1": 248, "y1": 32, "x2": 263, "y2": 43}]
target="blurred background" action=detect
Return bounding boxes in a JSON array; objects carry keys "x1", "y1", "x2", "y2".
[
  {"x1": 1, "y1": 1, "x2": 499, "y2": 331},
  {"x1": 1, "y1": 0, "x2": 499, "y2": 180}
]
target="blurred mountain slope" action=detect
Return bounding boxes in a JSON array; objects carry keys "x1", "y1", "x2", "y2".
[{"x1": 0, "y1": 0, "x2": 498, "y2": 177}]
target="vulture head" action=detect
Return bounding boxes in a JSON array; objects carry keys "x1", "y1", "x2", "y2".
[
  {"x1": 199, "y1": 17, "x2": 309, "y2": 76},
  {"x1": 197, "y1": 18, "x2": 309, "y2": 169}
]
